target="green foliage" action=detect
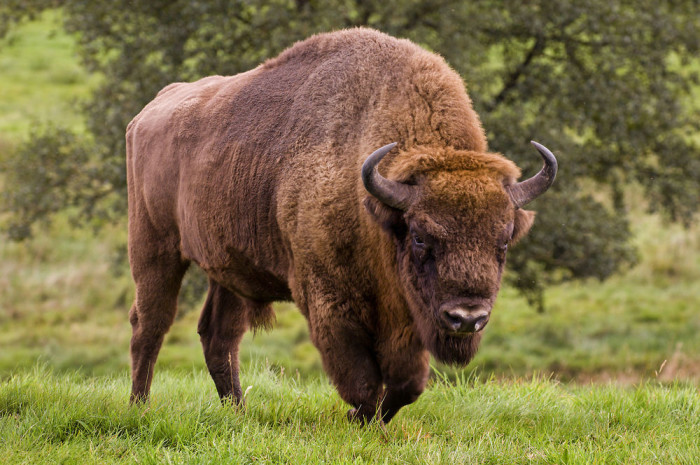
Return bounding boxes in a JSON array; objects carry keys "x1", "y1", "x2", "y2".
[
  {"x1": 507, "y1": 191, "x2": 639, "y2": 310},
  {"x1": 0, "y1": 126, "x2": 99, "y2": 240},
  {"x1": 2, "y1": 1, "x2": 699, "y2": 304},
  {"x1": 1, "y1": 366, "x2": 699, "y2": 463}
]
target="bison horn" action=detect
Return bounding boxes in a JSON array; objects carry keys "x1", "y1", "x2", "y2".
[
  {"x1": 362, "y1": 142, "x2": 415, "y2": 210},
  {"x1": 506, "y1": 141, "x2": 558, "y2": 209}
]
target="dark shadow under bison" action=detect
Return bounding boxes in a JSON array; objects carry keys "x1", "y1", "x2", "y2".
[{"x1": 125, "y1": 28, "x2": 557, "y2": 424}]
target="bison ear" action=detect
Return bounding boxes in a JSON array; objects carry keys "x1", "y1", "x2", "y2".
[
  {"x1": 364, "y1": 197, "x2": 407, "y2": 238},
  {"x1": 511, "y1": 209, "x2": 535, "y2": 244}
]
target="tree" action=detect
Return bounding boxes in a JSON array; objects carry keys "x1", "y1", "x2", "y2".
[{"x1": 2, "y1": 0, "x2": 698, "y2": 309}]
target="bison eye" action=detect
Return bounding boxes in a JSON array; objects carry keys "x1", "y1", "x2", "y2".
[
  {"x1": 413, "y1": 234, "x2": 425, "y2": 247},
  {"x1": 410, "y1": 231, "x2": 432, "y2": 265}
]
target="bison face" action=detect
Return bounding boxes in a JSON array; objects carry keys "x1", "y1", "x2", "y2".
[
  {"x1": 366, "y1": 174, "x2": 535, "y2": 363},
  {"x1": 362, "y1": 142, "x2": 556, "y2": 364}
]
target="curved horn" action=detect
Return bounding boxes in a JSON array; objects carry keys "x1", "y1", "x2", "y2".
[
  {"x1": 506, "y1": 141, "x2": 558, "y2": 208},
  {"x1": 361, "y1": 142, "x2": 415, "y2": 210}
]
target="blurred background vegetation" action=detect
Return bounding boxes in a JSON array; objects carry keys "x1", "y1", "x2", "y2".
[{"x1": 0, "y1": 1, "x2": 698, "y2": 384}]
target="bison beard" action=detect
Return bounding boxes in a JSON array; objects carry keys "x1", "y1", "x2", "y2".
[
  {"x1": 125, "y1": 28, "x2": 557, "y2": 425},
  {"x1": 411, "y1": 278, "x2": 482, "y2": 364},
  {"x1": 430, "y1": 332, "x2": 483, "y2": 366}
]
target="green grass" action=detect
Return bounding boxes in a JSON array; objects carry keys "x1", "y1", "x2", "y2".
[{"x1": 1, "y1": 366, "x2": 698, "y2": 464}]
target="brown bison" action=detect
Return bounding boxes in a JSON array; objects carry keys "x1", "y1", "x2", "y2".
[{"x1": 126, "y1": 28, "x2": 557, "y2": 423}]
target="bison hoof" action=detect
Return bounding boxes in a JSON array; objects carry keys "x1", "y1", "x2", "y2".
[
  {"x1": 347, "y1": 408, "x2": 367, "y2": 424},
  {"x1": 347, "y1": 407, "x2": 382, "y2": 426}
]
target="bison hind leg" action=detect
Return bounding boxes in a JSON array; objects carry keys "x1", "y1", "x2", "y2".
[
  {"x1": 129, "y1": 252, "x2": 189, "y2": 404},
  {"x1": 198, "y1": 280, "x2": 273, "y2": 404}
]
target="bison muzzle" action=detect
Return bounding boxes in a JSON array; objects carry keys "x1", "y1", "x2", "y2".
[{"x1": 125, "y1": 28, "x2": 557, "y2": 424}]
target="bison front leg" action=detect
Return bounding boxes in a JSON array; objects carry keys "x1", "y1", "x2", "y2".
[
  {"x1": 317, "y1": 326, "x2": 427, "y2": 424},
  {"x1": 377, "y1": 337, "x2": 430, "y2": 423},
  {"x1": 309, "y1": 314, "x2": 385, "y2": 424},
  {"x1": 197, "y1": 280, "x2": 257, "y2": 405}
]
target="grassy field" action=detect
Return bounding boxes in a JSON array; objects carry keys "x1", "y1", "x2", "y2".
[
  {"x1": 1, "y1": 367, "x2": 698, "y2": 464},
  {"x1": 1, "y1": 11, "x2": 699, "y2": 463}
]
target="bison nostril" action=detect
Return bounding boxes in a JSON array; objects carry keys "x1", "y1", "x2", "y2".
[
  {"x1": 471, "y1": 314, "x2": 489, "y2": 332},
  {"x1": 440, "y1": 308, "x2": 489, "y2": 334},
  {"x1": 442, "y1": 310, "x2": 464, "y2": 331}
]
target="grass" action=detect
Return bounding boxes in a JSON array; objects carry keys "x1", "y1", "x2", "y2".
[{"x1": 1, "y1": 366, "x2": 698, "y2": 464}]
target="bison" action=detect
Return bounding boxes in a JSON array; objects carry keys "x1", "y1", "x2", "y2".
[{"x1": 126, "y1": 28, "x2": 557, "y2": 423}]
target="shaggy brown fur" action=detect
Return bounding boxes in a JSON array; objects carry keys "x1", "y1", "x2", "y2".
[{"x1": 126, "y1": 28, "x2": 539, "y2": 423}]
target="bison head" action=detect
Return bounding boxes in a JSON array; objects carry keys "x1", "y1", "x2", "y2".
[{"x1": 363, "y1": 142, "x2": 557, "y2": 364}]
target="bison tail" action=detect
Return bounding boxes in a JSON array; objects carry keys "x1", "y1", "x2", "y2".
[{"x1": 249, "y1": 303, "x2": 276, "y2": 333}]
